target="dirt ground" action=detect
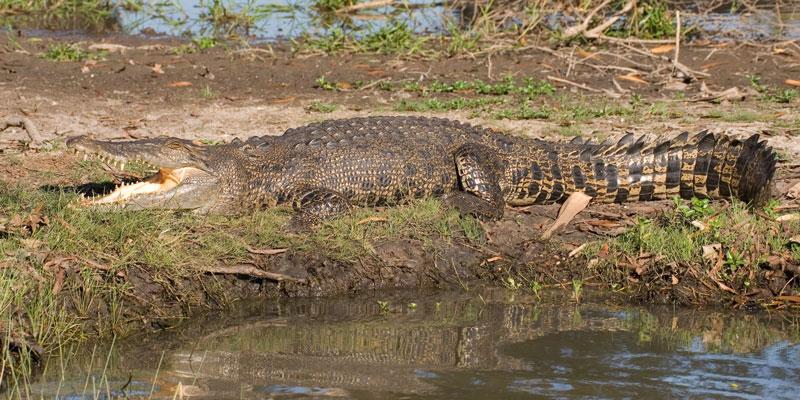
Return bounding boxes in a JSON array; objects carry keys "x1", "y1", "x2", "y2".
[{"x1": 2, "y1": 33, "x2": 800, "y2": 316}]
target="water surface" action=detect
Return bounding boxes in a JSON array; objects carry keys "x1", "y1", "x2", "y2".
[{"x1": 29, "y1": 288, "x2": 800, "y2": 399}]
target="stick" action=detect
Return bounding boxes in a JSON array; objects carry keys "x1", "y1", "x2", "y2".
[
  {"x1": 337, "y1": 0, "x2": 394, "y2": 13},
  {"x1": 1, "y1": 115, "x2": 43, "y2": 148},
  {"x1": 547, "y1": 75, "x2": 602, "y2": 93},
  {"x1": 200, "y1": 264, "x2": 306, "y2": 283},
  {"x1": 562, "y1": 0, "x2": 612, "y2": 40},
  {"x1": 673, "y1": 11, "x2": 681, "y2": 73},
  {"x1": 585, "y1": 0, "x2": 636, "y2": 38}
]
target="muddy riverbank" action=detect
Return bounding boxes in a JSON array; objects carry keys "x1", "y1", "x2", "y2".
[{"x1": 2, "y1": 29, "x2": 800, "y2": 381}]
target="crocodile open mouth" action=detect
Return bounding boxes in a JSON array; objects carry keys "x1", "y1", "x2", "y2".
[{"x1": 71, "y1": 148, "x2": 207, "y2": 206}]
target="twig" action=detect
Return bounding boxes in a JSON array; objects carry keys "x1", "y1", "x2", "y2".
[
  {"x1": 337, "y1": 0, "x2": 394, "y2": 13},
  {"x1": 585, "y1": 0, "x2": 635, "y2": 38},
  {"x1": 673, "y1": 11, "x2": 681, "y2": 73},
  {"x1": 547, "y1": 75, "x2": 602, "y2": 93},
  {"x1": 562, "y1": 0, "x2": 612, "y2": 40},
  {"x1": 1, "y1": 115, "x2": 43, "y2": 148},
  {"x1": 200, "y1": 263, "x2": 306, "y2": 283}
]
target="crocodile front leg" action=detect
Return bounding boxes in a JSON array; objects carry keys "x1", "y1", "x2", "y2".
[
  {"x1": 449, "y1": 143, "x2": 505, "y2": 220},
  {"x1": 289, "y1": 185, "x2": 351, "y2": 228}
]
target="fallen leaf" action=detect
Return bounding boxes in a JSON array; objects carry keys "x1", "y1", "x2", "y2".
[
  {"x1": 671, "y1": 275, "x2": 679, "y2": 285},
  {"x1": 167, "y1": 81, "x2": 192, "y2": 88},
  {"x1": 357, "y1": 216, "x2": 388, "y2": 225},
  {"x1": 650, "y1": 44, "x2": 675, "y2": 54},
  {"x1": 336, "y1": 81, "x2": 353, "y2": 90},
  {"x1": 151, "y1": 64, "x2": 164, "y2": 74},
  {"x1": 691, "y1": 220, "x2": 707, "y2": 230},
  {"x1": 617, "y1": 73, "x2": 648, "y2": 85},
  {"x1": 484, "y1": 256, "x2": 504, "y2": 263},
  {"x1": 776, "y1": 214, "x2": 800, "y2": 222},
  {"x1": 702, "y1": 243, "x2": 721, "y2": 260},
  {"x1": 785, "y1": 79, "x2": 800, "y2": 87},
  {"x1": 575, "y1": 48, "x2": 598, "y2": 59}
]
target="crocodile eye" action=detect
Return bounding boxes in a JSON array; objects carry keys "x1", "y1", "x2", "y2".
[{"x1": 167, "y1": 141, "x2": 186, "y2": 150}]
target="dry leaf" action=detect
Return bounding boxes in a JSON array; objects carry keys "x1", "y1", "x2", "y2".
[
  {"x1": 151, "y1": 64, "x2": 164, "y2": 74},
  {"x1": 617, "y1": 73, "x2": 648, "y2": 85},
  {"x1": 575, "y1": 48, "x2": 598, "y2": 59},
  {"x1": 336, "y1": 81, "x2": 353, "y2": 90},
  {"x1": 167, "y1": 81, "x2": 192, "y2": 88},
  {"x1": 484, "y1": 256, "x2": 504, "y2": 263},
  {"x1": 691, "y1": 220, "x2": 707, "y2": 230},
  {"x1": 785, "y1": 79, "x2": 800, "y2": 87},
  {"x1": 702, "y1": 243, "x2": 721, "y2": 260},
  {"x1": 776, "y1": 214, "x2": 800, "y2": 222},
  {"x1": 650, "y1": 44, "x2": 675, "y2": 54}
]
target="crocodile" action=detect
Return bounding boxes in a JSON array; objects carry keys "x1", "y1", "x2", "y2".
[{"x1": 65, "y1": 116, "x2": 777, "y2": 227}]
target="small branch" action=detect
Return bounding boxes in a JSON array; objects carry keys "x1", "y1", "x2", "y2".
[
  {"x1": 547, "y1": 75, "x2": 602, "y2": 93},
  {"x1": 1, "y1": 115, "x2": 43, "y2": 148},
  {"x1": 585, "y1": 0, "x2": 636, "y2": 38},
  {"x1": 673, "y1": 11, "x2": 681, "y2": 73},
  {"x1": 337, "y1": 0, "x2": 394, "y2": 14},
  {"x1": 200, "y1": 264, "x2": 306, "y2": 283},
  {"x1": 562, "y1": 0, "x2": 613, "y2": 40}
]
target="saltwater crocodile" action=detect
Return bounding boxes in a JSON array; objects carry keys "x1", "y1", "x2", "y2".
[{"x1": 66, "y1": 116, "x2": 777, "y2": 229}]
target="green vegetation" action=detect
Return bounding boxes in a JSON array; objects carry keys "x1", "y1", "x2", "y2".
[
  {"x1": 747, "y1": 74, "x2": 799, "y2": 104},
  {"x1": 595, "y1": 198, "x2": 800, "y2": 299},
  {"x1": 607, "y1": 1, "x2": 676, "y2": 39},
  {"x1": 306, "y1": 101, "x2": 338, "y2": 113},
  {"x1": 394, "y1": 97, "x2": 503, "y2": 112},
  {"x1": 42, "y1": 43, "x2": 104, "y2": 62}
]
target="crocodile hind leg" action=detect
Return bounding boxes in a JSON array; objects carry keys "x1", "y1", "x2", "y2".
[
  {"x1": 288, "y1": 186, "x2": 351, "y2": 229},
  {"x1": 448, "y1": 143, "x2": 505, "y2": 220}
]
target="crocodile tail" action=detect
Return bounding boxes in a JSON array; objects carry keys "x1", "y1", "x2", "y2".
[{"x1": 580, "y1": 131, "x2": 777, "y2": 204}]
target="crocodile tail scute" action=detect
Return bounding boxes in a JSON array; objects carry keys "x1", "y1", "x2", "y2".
[
  {"x1": 578, "y1": 131, "x2": 777, "y2": 204},
  {"x1": 730, "y1": 134, "x2": 777, "y2": 205}
]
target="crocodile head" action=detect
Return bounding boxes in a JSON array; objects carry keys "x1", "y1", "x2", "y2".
[{"x1": 66, "y1": 136, "x2": 224, "y2": 211}]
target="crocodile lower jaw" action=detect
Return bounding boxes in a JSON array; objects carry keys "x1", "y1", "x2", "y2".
[{"x1": 81, "y1": 167, "x2": 201, "y2": 205}]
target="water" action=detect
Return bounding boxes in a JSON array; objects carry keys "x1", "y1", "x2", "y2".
[
  {"x1": 118, "y1": 0, "x2": 454, "y2": 41},
  {"x1": 29, "y1": 288, "x2": 800, "y2": 399}
]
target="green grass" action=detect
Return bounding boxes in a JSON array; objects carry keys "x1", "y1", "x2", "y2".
[
  {"x1": 42, "y1": 43, "x2": 103, "y2": 62},
  {"x1": 306, "y1": 101, "x2": 337, "y2": 113},
  {"x1": 590, "y1": 198, "x2": 800, "y2": 297},
  {"x1": 394, "y1": 97, "x2": 503, "y2": 112},
  {"x1": 607, "y1": 1, "x2": 676, "y2": 39}
]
